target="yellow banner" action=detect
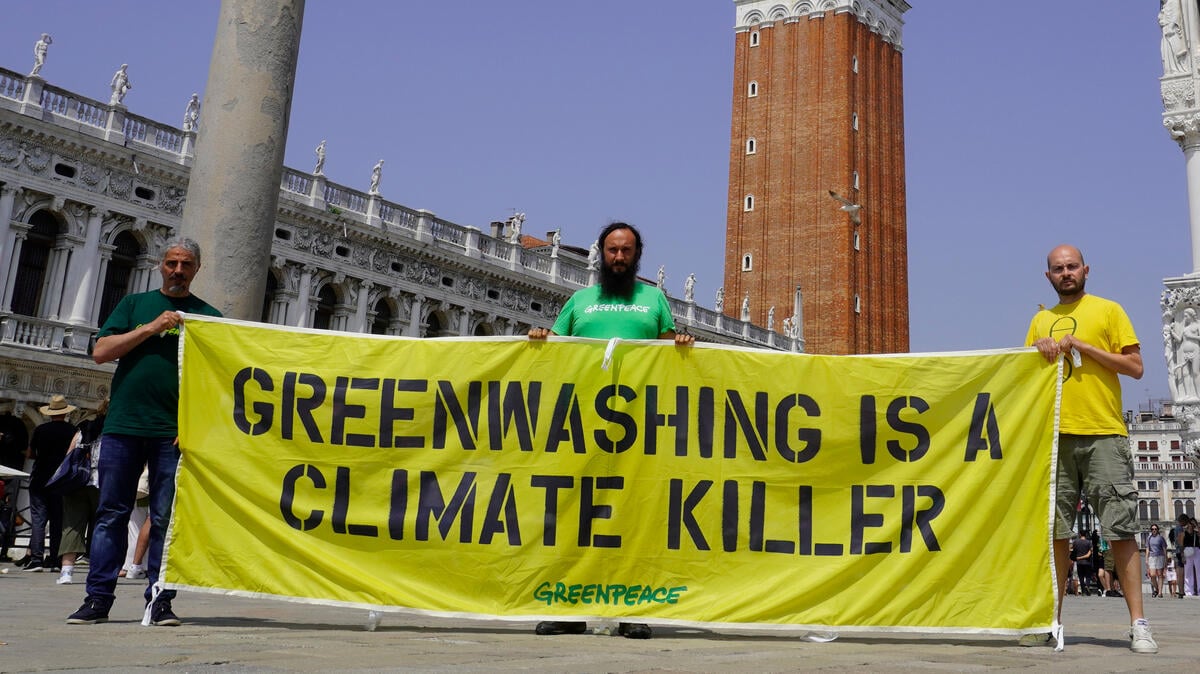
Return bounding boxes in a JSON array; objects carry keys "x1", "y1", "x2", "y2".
[{"x1": 168, "y1": 314, "x2": 1059, "y2": 633}]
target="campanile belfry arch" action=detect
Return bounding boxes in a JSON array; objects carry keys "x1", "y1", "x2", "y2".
[{"x1": 723, "y1": 0, "x2": 910, "y2": 355}]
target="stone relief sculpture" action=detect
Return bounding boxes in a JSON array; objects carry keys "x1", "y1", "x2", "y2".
[
  {"x1": 182, "y1": 94, "x2": 200, "y2": 132},
  {"x1": 109, "y1": 64, "x2": 131, "y2": 105},
  {"x1": 314, "y1": 140, "x2": 326, "y2": 175},
  {"x1": 1166, "y1": 323, "x2": 1181, "y2": 400},
  {"x1": 1174, "y1": 306, "x2": 1200, "y2": 400},
  {"x1": 683, "y1": 273, "x2": 696, "y2": 303},
  {"x1": 1161, "y1": 0, "x2": 1190, "y2": 75},
  {"x1": 30, "y1": 33, "x2": 51, "y2": 77}
]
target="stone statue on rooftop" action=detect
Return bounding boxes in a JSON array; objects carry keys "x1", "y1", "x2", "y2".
[
  {"x1": 109, "y1": 64, "x2": 131, "y2": 105},
  {"x1": 587, "y1": 240, "x2": 599, "y2": 270},
  {"x1": 314, "y1": 140, "x2": 326, "y2": 175},
  {"x1": 550, "y1": 229, "x2": 561, "y2": 258},
  {"x1": 369, "y1": 159, "x2": 384, "y2": 195},
  {"x1": 182, "y1": 94, "x2": 200, "y2": 132},
  {"x1": 767, "y1": 306, "x2": 776, "y2": 332},
  {"x1": 714, "y1": 286, "x2": 724, "y2": 312},
  {"x1": 508, "y1": 212, "x2": 525, "y2": 243},
  {"x1": 684, "y1": 273, "x2": 696, "y2": 303},
  {"x1": 30, "y1": 33, "x2": 51, "y2": 78},
  {"x1": 656, "y1": 266, "x2": 666, "y2": 290},
  {"x1": 741, "y1": 294, "x2": 750, "y2": 322}
]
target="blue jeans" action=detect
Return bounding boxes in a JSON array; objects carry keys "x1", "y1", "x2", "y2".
[
  {"x1": 27, "y1": 485, "x2": 62, "y2": 562},
  {"x1": 86, "y1": 434, "x2": 178, "y2": 606}
]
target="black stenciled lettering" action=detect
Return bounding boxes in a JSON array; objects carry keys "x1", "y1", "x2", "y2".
[
  {"x1": 644, "y1": 385, "x2": 689, "y2": 456},
  {"x1": 773, "y1": 393, "x2": 820, "y2": 463},
  {"x1": 723, "y1": 390, "x2": 769, "y2": 460},
  {"x1": 332, "y1": 377, "x2": 380, "y2": 448},
  {"x1": 886, "y1": 396, "x2": 930, "y2": 462},
  {"x1": 232, "y1": 366, "x2": 273, "y2": 435},
  {"x1": 282, "y1": 371, "x2": 326, "y2": 443},
  {"x1": 594, "y1": 385, "x2": 637, "y2": 453},
  {"x1": 696, "y1": 387, "x2": 715, "y2": 458},
  {"x1": 667, "y1": 479, "x2": 712, "y2": 550},
  {"x1": 964, "y1": 392, "x2": 1003, "y2": 461},
  {"x1": 531, "y1": 475, "x2": 573, "y2": 545},
  {"x1": 479, "y1": 472, "x2": 522, "y2": 545},
  {"x1": 901, "y1": 484, "x2": 944, "y2": 552},
  {"x1": 722, "y1": 479, "x2": 738, "y2": 552},
  {"x1": 749, "y1": 480, "x2": 796, "y2": 554},
  {"x1": 433, "y1": 380, "x2": 481, "y2": 450},
  {"x1": 388, "y1": 469, "x2": 407, "y2": 540},
  {"x1": 416, "y1": 471, "x2": 477, "y2": 542},
  {"x1": 488, "y1": 381, "x2": 540, "y2": 451},
  {"x1": 579, "y1": 476, "x2": 623, "y2": 548},
  {"x1": 279, "y1": 463, "x2": 324, "y2": 531},
  {"x1": 332, "y1": 466, "x2": 378, "y2": 537},
  {"x1": 380, "y1": 379, "x2": 427, "y2": 449},
  {"x1": 544, "y1": 384, "x2": 586, "y2": 453},
  {"x1": 851, "y1": 484, "x2": 893, "y2": 555}
]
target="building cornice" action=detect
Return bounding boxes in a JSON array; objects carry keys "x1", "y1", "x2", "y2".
[{"x1": 733, "y1": 0, "x2": 909, "y2": 48}]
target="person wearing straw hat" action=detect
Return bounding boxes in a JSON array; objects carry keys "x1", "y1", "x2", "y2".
[{"x1": 24, "y1": 394, "x2": 77, "y2": 572}]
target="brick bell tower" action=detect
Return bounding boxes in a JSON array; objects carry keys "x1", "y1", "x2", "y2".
[{"x1": 723, "y1": 0, "x2": 911, "y2": 355}]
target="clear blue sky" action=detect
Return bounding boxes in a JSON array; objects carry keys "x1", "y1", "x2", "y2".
[{"x1": 1, "y1": 2, "x2": 1186, "y2": 411}]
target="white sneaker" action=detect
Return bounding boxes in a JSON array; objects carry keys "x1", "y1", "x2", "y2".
[
  {"x1": 126, "y1": 565, "x2": 146, "y2": 579},
  {"x1": 55, "y1": 570, "x2": 72, "y2": 585},
  {"x1": 1130, "y1": 621, "x2": 1158, "y2": 654}
]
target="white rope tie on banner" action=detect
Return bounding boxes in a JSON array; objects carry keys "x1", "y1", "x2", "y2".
[
  {"x1": 141, "y1": 581, "x2": 163, "y2": 626},
  {"x1": 601, "y1": 337, "x2": 620, "y2": 371}
]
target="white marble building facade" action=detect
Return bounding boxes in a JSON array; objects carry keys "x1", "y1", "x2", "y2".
[{"x1": 0, "y1": 63, "x2": 793, "y2": 449}]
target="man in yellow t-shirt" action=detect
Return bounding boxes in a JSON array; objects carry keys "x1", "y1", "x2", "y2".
[{"x1": 1024, "y1": 244, "x2": 1155, "y2": 654}]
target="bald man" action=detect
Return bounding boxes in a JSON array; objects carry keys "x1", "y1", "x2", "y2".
[{"x1": 1023, "y1": 244, "x2": 1154, "y2": 654}]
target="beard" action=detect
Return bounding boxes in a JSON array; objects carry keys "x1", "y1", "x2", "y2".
[
  {"x1": 1053, "y1": 275, "x2": 1085, "y2": 298},
  {"x1": 599, "y1": 258, "x2": 640, "y2": 298}
]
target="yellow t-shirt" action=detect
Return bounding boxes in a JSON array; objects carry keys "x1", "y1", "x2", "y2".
[{"x1": 1024, "y1": 294, "x2": 1138, "y2": 436}]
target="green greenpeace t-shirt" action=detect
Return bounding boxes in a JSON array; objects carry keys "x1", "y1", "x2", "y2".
[
  {"x1": 98, "y1": 290, "x2": 221, "y2": 437},
  {"x1": 551, "y1": 283, "x2": 675, "y2": 339}
]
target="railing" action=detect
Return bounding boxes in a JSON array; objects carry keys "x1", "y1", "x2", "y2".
[
  {"x1": 559, "y1": 260, "x2": 590, "y2": 286},
  {"x1": 430, "y1": 216, "x2": 466, "y2": 247},
  {"x1": 0, "y1": 314, "x2": 93, "y2": 355},
  {"x1": 0, "y1": 68, "x2": 24, "y2": 101},
  {"x1": 1136, "y1": 462, "x2": 1197, "y2": 473},
  {"x1": 124, "y1": 113, "x2": 183, "y2": 153},
  {"x1": 281, "y1": 168, "x2": 312, "y2": 195},
  {"x1": 521, "y1": 249, "x2": 551, "y2": 274}
]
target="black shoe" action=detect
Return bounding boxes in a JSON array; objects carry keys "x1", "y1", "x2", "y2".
[
  {"x1": 535, "y1": 621, "x2": 587, "y2": 635},
  {"x1": 149, "y1": 599, "x2": 182, "y2": 626},
  {"x1": 23, "y1": 558, "x2": 44, "y2": 572},
  {"x1": 618, "y1": 622, "x2": 652, "y2": 639},
  {"x1": 1105, "y1": 590, "x2": 1123, "y2": 598},
  {"x1": 67, "y1": 598, "x2": 111, "y2": 625},
  {"x1": 12, "y1": 554, "x2": 31, "y2": 567}
]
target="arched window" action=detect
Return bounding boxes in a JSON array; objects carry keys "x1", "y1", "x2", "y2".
[
  {"x1": 744, "y1": 194, "x2": 754, "y2": 211},
  {"x1": 97, "y1": 230, "x2": 142, "y2": 326},
  {"x1": 746, "y1": 138, "x2": 757, "y2": 154},
  {"x1": 852, "y1": 112, "x2": 859, "y2": 131},
  {"x1": 741, "y1": 253, "x2": 752, "y2": 272},
  {"x1": 10, "y1": 210, "x2": 60, "y2": 317},
  {"x1": 424, "y1": 312, "x2": 443, "y2": 338},
  {"x1": 1139, "y1": 500, "x2": 1150, "y2": 521},
  {"x1": 1175, "y1": 499, "x2": 1185, "y2": 519},
  {"x1": 750, "y1": 31, "x2": 760, "y2": 47},
  {"x1": 313, "y1": 285, "x2": 336, "y2": 330},
  {"x1": 748, "y1": 81, "x2": 758, "y2": 97},
  {"x1": 1150, "y1": 499, "x2": 1161, "y2": 521},
  {"x1": 370, "y1": 298, "x2": 392, "y2": 335},
  {"x1": 852, "y1": 170, "x2": 860, "y2": 190}
]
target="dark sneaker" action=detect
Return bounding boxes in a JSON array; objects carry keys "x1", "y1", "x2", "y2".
[
  {"x1": 23, "y1": 558, "x2": 44, "y2": 572},
  {"x1": 618, "y1": 622, "x2": 652, "y2": 639},
  {"x1": 535, "y1": 621, "x2": 587, "y2": 635},
  {"x1": 12, "y1": 554, "x2": 31, "y2": 567},
  {"x1": 67, "y1": 598, "x2": 111, "y2": 624},
  {"x1": 149, "y1": 599, "x2": 182, "y2": 627},
  {"x1": 1106, "y1": 590, "x2": 1124, "y2": 598}
]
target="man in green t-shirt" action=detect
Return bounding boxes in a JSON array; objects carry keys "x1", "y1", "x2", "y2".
[
  {"x1": 68, "y1": 238, "x2": 221, "y2": 628},
  {"x1": 529, "y1": 222, "x2": 693, "y2": 639},
  {"x1": 1021, "y1": 244, "x2": 1155, "y2": 654}
]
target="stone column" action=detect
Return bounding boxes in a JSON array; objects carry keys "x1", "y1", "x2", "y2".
[
  {"x1": 406, "y1": 295, "x2": 425, "y2": 337},
  {"x1": 352, "y1": 280, "x2": 372, "y2": 333},
  {"x1": 66, "y1": 207, "x2": 105, "y2": 324},
  {"x1": 294, "y1": 265, "x2": 313, "y2": 327},
  {"x1": 183, "y1": 0, "x2": 305, "y2": 319},
  {"x1": 0, "y1": 225, "x2": 29, "y2": 312},
  {"x1": 0, "y1": 185, "x2": 24, "y2": 303}
]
